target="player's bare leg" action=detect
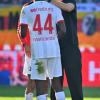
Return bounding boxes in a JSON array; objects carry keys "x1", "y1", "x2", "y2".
[
  {"x1": 35, "y1": 80, "x2": 48, "y2": 100},
  {"x1": 24, "y1": 44, "x2": 35, "y2": 100},
  {"x1": 35, "y1": 78, "x2": 65, "y2": 100},
  {"x1": 25, "y1": 75, "x2": 35, "y2": 94},
  {"x1": 25, "y1": 75, "x2": 35, "y2": 100},
  {"x1": 51, "y1": 77, "x2": 65, "y2": 100}
]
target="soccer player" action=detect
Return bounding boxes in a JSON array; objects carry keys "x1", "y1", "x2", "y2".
[
  {"x1": 17, "y1": 5, "x2": 35, "y2": 99},
  {"x1": 50, "y1": 0, "x2": 83, "y2": 100},
  {"x1": 19, "y1": 0, "x2": 66, "y2": 100}
]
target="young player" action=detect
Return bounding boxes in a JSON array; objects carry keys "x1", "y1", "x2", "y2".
[
  {"x1": 17, "y1": 6, "x2": 35, "y2": 99},
  {"x1": 19, "y1": 0, "x2": 66, "y2": 100}
]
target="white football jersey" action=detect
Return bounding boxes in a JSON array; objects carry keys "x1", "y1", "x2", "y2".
[{"x1": 20, "y1": 1, "x2": 64, "y2": 59}]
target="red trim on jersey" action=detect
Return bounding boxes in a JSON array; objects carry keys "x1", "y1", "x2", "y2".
[{"x1": 57, "y1": 20, "x2": 64, "y2": 23}]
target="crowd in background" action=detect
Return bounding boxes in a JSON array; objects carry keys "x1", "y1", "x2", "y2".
[{"x1": 0, "y1": 0, "x2": 100, "y2": 5}]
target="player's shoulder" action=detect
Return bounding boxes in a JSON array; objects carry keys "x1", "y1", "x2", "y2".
[{"x1": 22, "y1": 1, "x2": 34, "y2": 7}]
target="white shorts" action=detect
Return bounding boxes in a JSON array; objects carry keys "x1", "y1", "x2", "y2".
[
  {"x1": 23, "y1": 55, "x2": 31, "y2": 76},
  {"x1": 31, "y1": 57, "x2": 62, "y2": 80}
]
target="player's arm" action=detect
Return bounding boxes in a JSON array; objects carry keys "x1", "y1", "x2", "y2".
[
  {"x1": 56, "y1": 21, "x2": 66, "y2": 40},
  {"x1": 51, "y1": 0, "x2": 75, "y2": 12},
  {"x1": 24, "y1": 44, "x2": 31, "y2": 57},
  {"x1": 20, "y1": 24, "x2": 28, "y2": 39},
  {"x1": 17, "y1": 22, "x2": 26, "y2": 44},
  {"x1": 17, "y1": 23, "x2": 31, "y2": 57},
  {"x1": 55, "y1": 6, "x2": 66, "y2": 40},
  {"x1": 20, "y1": 24, "x2": 31, "y2": 57},
  {"x1": 17, "y1": 21, "x2": 28, "y2": 48},
  {"x1": 19, "y1": 24, "x2": 31, "y2": 57}
]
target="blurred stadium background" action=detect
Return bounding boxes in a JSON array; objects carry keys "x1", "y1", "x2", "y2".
[{"x1": 0, "y1": 0, "x2": 100, "y2": 100}]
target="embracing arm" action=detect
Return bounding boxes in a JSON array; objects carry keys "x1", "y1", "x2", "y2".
[
  {"x1": 51, "y1": 0, "x2": 75, "y2": 12},
  {"x1": 56, "y1": 21, "x2": 66, "y2": 40}
]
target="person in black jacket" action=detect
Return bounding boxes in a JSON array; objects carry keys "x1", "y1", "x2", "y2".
[{"x1": 50, "y1": 0, "x2": 83, "y2": 100}]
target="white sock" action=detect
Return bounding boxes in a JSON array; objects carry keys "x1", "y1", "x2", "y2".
[
  {"x1": 25, "y1": 93, "x2": 33, "y2": 100},
  {"x1": 37, "y1": 94, "x2": 47, "y2": 100},
  {"x1": 55, "y1": 91, "x2": 65, "y2": 100}
]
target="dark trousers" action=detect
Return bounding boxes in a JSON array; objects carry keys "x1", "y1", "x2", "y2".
[{"x1": 50, "y1": 46, "x2": 83, "y2": 100}]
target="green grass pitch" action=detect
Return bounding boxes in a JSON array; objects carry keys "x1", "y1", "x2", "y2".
[
  {"x1": 0, "y1": 86, "x2": 100, "y2": 100},
  {"x1": 0, "y1": 97, "x2": 100, "y2": 100}
]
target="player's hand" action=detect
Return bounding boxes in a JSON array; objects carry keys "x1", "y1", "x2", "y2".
[{"x1": 24, "y1": 44, "x2": 31, "y2": 58}]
